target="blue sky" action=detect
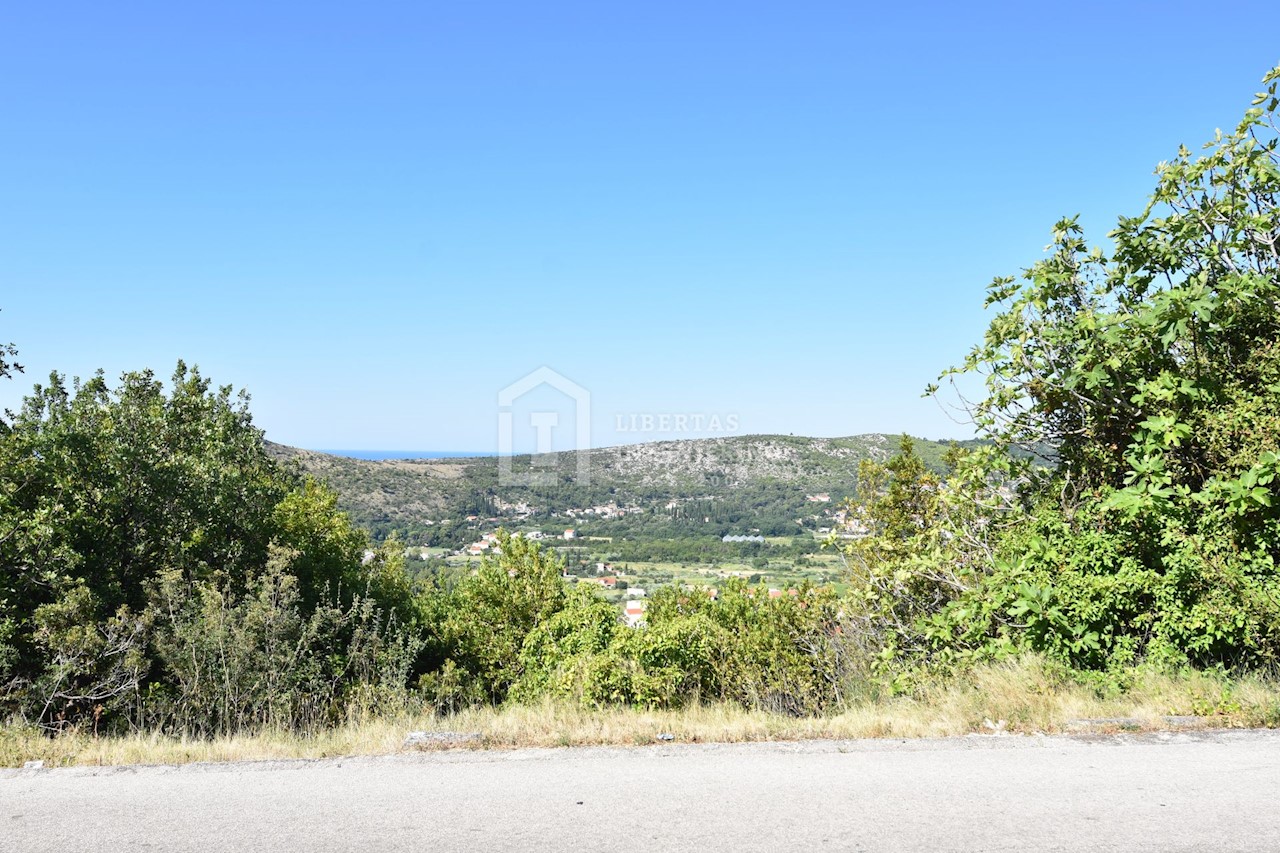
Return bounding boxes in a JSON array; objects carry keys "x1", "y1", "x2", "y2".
[{"x1": 2, "y1": 1, "x2": 1277, "y2": 452}]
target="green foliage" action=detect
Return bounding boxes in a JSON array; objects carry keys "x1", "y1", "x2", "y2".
[
  {"x1": 0, "y1": 344, "x2": 17, "y2": 385},
  {"x1": 29, "y1": 585, "x2": 148, "y2": 732},
  {"x1": 504, "y1": 577, "x2": 849, "y2": 714},
  {"x1": 270, "y1": 480, "x2": 416, "y2": 613},
  {"x1": 143, "y1": 551, "x2": 422, "y2": 736},
  {"x1": 860, "y1": 65, "x2": 1280, "y2": 680},
  {"x1": 429, "y1": 533, "x2": 569, "y2": 705},
  {"x1": 0, "y1": 363, "x2": 419, "y2": 731},
  {"x1": 512, "y1": 583, "x2": 622, "y2": 700},
  {"x1": 670, "y1": 580, "x2": 848, "y2": 714}
]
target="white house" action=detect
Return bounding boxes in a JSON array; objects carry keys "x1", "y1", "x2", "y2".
[{"x1": 623, "y1": 600, "x2": 647, "y2": 628}]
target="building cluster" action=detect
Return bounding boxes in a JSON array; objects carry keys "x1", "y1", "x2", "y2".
[
  {"x1": 560, "y1": 501, "x2": 644, "y2": 520},
  {"x1": 457, "y1": 527, "x2": 592, "y2": 556},
  {"x1": 831, "y1": 507, "x2": 870, "y2": 538},
  {"x1": 461, "y1": 531, "x2": 503, "y2": 557}
]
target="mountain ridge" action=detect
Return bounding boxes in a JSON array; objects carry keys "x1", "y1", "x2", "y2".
[{"x1": 265, "y1": 433, "x2": 975, "y2": 543}]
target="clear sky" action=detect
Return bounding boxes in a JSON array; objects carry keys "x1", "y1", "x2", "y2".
[{"x1": 2, "y1": 2, "x2": 1277, "y2": 452}]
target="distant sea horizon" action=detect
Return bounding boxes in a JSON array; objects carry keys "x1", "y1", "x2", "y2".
[{"x1": 314, "y1": 450, "x2": 497, "y2": 460}]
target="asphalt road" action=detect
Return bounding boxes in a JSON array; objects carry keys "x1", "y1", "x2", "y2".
[{"x1": 3, "y1": 729, "x2": 1278, "y2": 852}]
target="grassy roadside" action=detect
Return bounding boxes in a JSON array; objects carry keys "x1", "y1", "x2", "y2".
[{"x1": 5, "y1": 658, "x2": 1280, "y2": 769}]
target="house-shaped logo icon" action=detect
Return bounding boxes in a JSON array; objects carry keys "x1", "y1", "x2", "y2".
[{"x1": 497, "y1": 367, "x2": 591, "y2": 486}]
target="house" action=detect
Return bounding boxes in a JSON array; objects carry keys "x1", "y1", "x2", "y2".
[
  {"x1": 627, "y1": 587, "x2": 646, "y2": 599},
  {"x1": 563, "y1": 529, "x2": 577, "y2": 540},
  {"x1": 624, "y1": 600, "x2": 647, "y2": 628},
  {"x1": 600, "y1": 576, "x2": 618, "y2": 589}
]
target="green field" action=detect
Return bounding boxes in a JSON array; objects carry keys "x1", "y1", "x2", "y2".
[{"x1": 438, "y1": 546, "x2": 849, "y2": 604}]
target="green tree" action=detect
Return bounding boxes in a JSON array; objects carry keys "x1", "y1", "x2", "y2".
[
  {"x1": 901, "y1": 64, "x2": 1280, "y2": 672},
  {"x1": 938, "y1": 68, "x2": 1280, "y2": 511},
  {"x1": 0, "y1": 362, "x2": 415, "y2": 728}
]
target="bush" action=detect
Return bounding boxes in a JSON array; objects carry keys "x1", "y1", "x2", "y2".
[
  {"x1": 0, "y1": 363, "x2": 421, "y2": 732},
  {"x1": 144, "y1": 551, "x2": 422, "y2": 736},
  {"x1": 849, "y1": 66, "x2": 1280, "y2": 683}
]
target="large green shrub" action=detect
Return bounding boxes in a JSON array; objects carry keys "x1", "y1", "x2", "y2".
[
  {"x1": 0, "y1": 363, "x2": 419, "y2": 731},
  {"x1": 852, "y1": 66, "x2": 1280, "y2": 680},
  {"x1": 428, "y1": 533, "x2": 569, "y2": 705}
]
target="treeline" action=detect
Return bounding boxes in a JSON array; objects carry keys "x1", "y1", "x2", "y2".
[{"x1": 420, "y1": 537, "x2": 848, "y2": 715}]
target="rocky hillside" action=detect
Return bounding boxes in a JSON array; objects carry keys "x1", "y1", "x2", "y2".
[{"x1": 266, "y1": 434, "x2": 971, "y2": 543}]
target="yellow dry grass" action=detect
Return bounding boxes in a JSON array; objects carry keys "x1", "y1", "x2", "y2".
[{"x1": 5, "y1": 658, "x2": 1279, "y2": 769}]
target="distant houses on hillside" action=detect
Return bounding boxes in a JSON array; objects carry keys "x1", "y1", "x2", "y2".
[{"x1": 462, "y1": 531, "x2": 502, "y2": 557}]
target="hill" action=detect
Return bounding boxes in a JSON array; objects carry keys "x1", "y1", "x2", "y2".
[{"x1": 266, "y1": 434, "x2": 973, "y2": 545}]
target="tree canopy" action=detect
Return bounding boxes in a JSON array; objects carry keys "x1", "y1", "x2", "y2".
[
  {"x1": 0, "y1": 363, "x2": 416, "y2": 731},
  {"x1": 849, "y1": 65, "x2": 1280, "y2": 679}
]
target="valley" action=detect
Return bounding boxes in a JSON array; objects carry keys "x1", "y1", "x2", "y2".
[{"x1": 268, "y1": 433, "x2": 968, "y2": 602}]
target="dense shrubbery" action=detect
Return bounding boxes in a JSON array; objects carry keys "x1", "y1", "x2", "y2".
[
  {"x1": 507, "y1": 577, "x2": 849, "y2": 715},
  {"x1": 416, "y1": 533, "x2": 850, "y2": 716},
  {"x1": 847, "y1": 66, "x2": 1280, "y2": 684},
  {"x1": 0, "y1": 364, "x2": 421, "y2": 734}
]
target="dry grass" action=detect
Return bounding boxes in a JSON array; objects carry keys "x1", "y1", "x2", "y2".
[{"x1": 6, "y1": 658, "x2": 1280, "y2": 769}]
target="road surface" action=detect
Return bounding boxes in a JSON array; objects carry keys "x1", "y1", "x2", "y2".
[{"x1": 3, "y1": 729, "x2": 1278, "y2": 851}]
